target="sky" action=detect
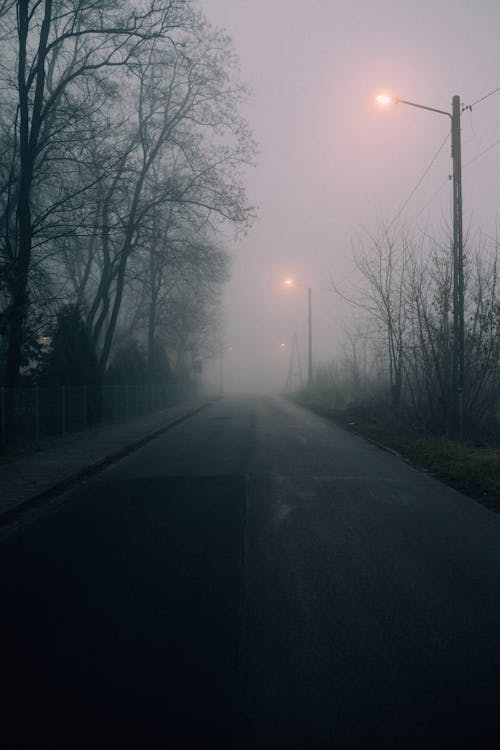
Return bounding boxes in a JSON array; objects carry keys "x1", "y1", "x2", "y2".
[{"x1": 197, "y1": 0, "x2": 500, "y2": 392}]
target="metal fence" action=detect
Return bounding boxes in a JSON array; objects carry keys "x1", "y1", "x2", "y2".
[{"x1": 0, "y1": 383, "x2": 196, "y2": 450}]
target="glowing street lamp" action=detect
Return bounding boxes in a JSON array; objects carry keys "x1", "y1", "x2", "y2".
[
  {"x1": 283, "y1": 277, "x2": 313, "y2": 387},
  {"x1": 375, "y1": 94, "x2": 394, "y2": 106},
  {"x1": 376, "y1": 91, "x2": 464, "y2": 437}
]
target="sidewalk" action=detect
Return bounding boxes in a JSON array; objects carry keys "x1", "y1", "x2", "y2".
[{"x1": 0, "y1": 398, "x2": 212, "y2": 520}]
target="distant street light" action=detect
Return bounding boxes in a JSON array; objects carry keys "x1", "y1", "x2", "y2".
[
  {"x1": 283, "y1": 277, "x2": 313, "y2": 387},
  {"x1": 376, "y1": 92, "x2": 464, "y2": 438}
]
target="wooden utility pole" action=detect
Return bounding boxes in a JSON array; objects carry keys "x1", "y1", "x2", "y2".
[
  {"x1": 451, "y1": 95, "x2": 464, "y2": 438},
  {"x1": 286, "y1": 333, "x2": 304, "y2": 392},
  {"x1": 307, "y1": 287, "x2": 313, "y2": 387},
  {"x1": 390, "y1": 95, "x2": 465, "y2": 438}
]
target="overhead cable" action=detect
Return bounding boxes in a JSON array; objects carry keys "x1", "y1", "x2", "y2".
[
  {"x1": 463, "y1": 137, "x2": 500, "y2": 168},
  {"x1": 387, "y1": 132, "x2": 450, "y2": 232},
  {"x1": 464, "y1": 86, "x2": 500, "y2": 111}
]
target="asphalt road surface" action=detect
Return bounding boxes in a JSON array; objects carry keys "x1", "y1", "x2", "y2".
[{"x1": 2, "y1": 396, "x2": 500, "y2": 749}]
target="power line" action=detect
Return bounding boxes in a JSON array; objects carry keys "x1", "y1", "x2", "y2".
[
  {"x1": 410, "y1": 176, "x2": 450, "y2": 224},
  {"x1": 383, "y1": 88, "x2": 499, "y2": 233},
  {"x1": 410, "y1": 131, "x2": 500, "y2": 224},
  {"x1": 387, "y1": 132, "x2": 450, "y2": 232},
  {"x1": 385, "y1": 89, "x2": 500, "y2": 231},
  {"x1": 463, "y1": 136, "x2": 500, "y2": 168},
  {"x1": 464, "y1": 86, "x2": 500, "y2": 111}
]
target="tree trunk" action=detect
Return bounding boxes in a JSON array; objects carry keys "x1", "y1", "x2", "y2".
[{"x1": 4, "y1": 0, "x2": 52, "y2": 386}]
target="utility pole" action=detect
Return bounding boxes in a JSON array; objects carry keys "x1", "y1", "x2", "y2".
[
  {"x1": 307, "y1": 287, "x2": 312, "y2": 387},
  {"x1": 377, "y1": 93, "x2": 465, "y2": 438},
  {"x1": 286, "y1": 333, "x2": 304, "y2": 392},
  {"x1": 283, "y1": 277, "x2": 313, "y2": 388},
  {"x1": 451, "y1": 95, "x2": 464, "y2": 439}
]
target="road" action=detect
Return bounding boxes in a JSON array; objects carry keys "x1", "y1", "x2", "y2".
[{"x1": 1, "y1": 395, "x2": 500, "y2": 748}]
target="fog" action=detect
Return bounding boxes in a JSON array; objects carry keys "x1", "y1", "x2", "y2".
[{"x1": 198, "y1": 0, "x2": 500, "y2": 393}]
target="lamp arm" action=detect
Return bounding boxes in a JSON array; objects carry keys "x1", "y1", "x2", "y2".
[{"x1": 396, "y1": 98, "x2": 452, "y2": 120}]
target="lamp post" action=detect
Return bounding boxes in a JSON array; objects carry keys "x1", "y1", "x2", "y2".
[
  {"x1": 284, "y1": 278, "x2": 313, "y2": 387},
  {"x1": 307, "y1": 285, "x2": 312, "y2": 388},
  {"x1": 376, "y1": 94, "x2": 464, "y2": 438}
]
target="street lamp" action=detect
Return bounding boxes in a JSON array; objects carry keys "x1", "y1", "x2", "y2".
[
  {"x1": 283, "y1": 277, "x2": 313, "y2": 387},
  {"x1": 377, "y1": 92, "x2": 464, "y2": 438}
]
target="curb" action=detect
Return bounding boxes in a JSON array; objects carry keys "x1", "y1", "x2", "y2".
[{"x1": 0, "y1": 401, "x2": 211, "y2": 527}]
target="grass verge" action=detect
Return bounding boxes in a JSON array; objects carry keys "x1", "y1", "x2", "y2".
[{"x1": 292, "y1": 393, "x2": 500, "y2": 514}]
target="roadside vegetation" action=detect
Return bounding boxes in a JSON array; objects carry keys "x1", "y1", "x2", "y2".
[
  {"x1": 295, "y1": 222, "x2": 500, "y2": 513},
  {"x1": 294, "y1": 390, "x2": 500, "y2": 513}
]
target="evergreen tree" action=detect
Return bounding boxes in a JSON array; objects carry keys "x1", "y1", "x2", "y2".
[{"x1": 43, "y1": 306, "x2": 99, "y2": 386}]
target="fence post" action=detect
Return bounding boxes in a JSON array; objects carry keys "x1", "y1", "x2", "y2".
[
  {"x1": 61, "y1": 386, "x2": 66, "y2": 435},
  {"x1": 35, "y1": 386, "x2": 40, "y2": 440}
]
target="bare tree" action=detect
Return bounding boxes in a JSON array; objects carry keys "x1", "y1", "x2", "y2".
[
  {"x1": 1, "y1": 0, "x2": 190, "y2": 385},
  {"x1": 81, "y1": 18, "x2": 253, "y2": 374},
  {"x1": 343, "y1": 225, "x2": 410, "y2": 411}
]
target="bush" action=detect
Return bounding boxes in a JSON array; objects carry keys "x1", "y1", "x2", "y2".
[
  {"x1": 41, "y1": 306, "x2": 99, "y2": 386},
  {"x1": 106, "y1": 340, "x2": 149, "y2": 385}
]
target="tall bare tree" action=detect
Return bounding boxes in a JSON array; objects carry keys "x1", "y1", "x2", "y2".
[{"x1": 1, "y1": 0, "x2": 190, "y2": 385}]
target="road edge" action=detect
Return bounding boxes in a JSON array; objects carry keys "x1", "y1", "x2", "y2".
[{"x1": 0, "y1": 401, "x2": 212, "y2": 527}]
